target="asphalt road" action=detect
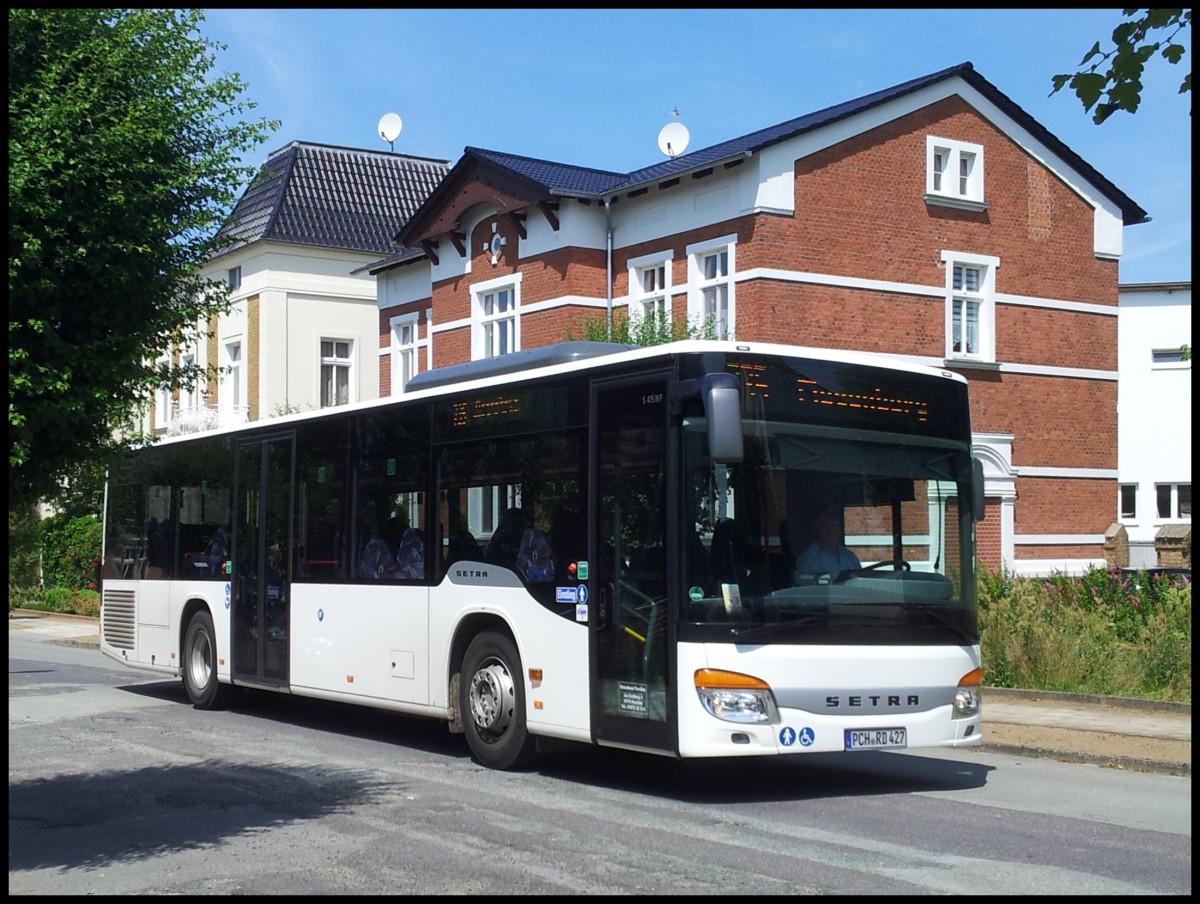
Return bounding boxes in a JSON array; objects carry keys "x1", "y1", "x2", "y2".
[{"x1": 8, "y1": 630, "x2": 1192, "y2": 895}]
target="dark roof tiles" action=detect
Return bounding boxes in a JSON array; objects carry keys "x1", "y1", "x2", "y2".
[
  {"x1": 229, "y1": 62, "x2": 1147, "y2": 269},
  {"x1": 217, "y1": 141, "x2": 451, "y2": 256},
  {"x1": 455, "y1": 63, "x2": 1147, "y2": 226}
]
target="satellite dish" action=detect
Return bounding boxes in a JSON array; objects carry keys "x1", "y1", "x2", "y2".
[
  {"x1": 657, "y1": 120, "x2": 690, "y2": 159},
  {"x1": 378, "y1": 111, "x2": 403, "y2": 150}
]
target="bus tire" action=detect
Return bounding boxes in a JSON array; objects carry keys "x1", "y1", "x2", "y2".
[
  {"x1": 460, "y1": 631, "x2": 537, "y2": 770},
  {"x1": 183, "y1": 610, "x2": 233, "y2": 710}
]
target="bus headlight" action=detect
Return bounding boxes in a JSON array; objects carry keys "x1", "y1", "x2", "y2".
[
  {"x1": 695, "y1": 669, "x2": 779, "y2": 724},
  {"x1": 953, "y1": 667, "x2": 983, "y2": 719}
]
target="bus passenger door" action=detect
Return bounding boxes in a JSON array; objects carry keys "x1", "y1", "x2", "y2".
[
  {"x1": 232, "y1": 432, "x2": 295, "y2": 687},
  {"x1": 591, "y1": 374, "x2": 674, "y2": 755}
]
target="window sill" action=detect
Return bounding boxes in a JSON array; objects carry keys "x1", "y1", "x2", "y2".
[
  {"x1": 924, "y1": 194, "x2": 989, "y2": 214},
  {"x1": 943, "y1": 358, "x2": 1000, "y2": 372}
]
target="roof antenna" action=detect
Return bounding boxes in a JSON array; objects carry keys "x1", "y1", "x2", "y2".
[
  {"x1": 378, "y1": 108, "x2": 403, "y2": 153},
  {"x1": 657, "y1": 106, "x2": 690, "y2": 159}
]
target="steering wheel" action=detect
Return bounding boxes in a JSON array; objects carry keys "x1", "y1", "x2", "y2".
[{"x1": 863, "y1": 559, "x2": 911, "y2": 572}]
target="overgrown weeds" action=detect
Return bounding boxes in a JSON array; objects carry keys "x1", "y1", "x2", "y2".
[{"x1": 979, "y1": 565, "x2": 1190, "y2": 702}]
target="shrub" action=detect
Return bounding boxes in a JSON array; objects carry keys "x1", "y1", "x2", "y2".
[
  {"x1": 19, "y1": 586, "x2": 100, "y2": 618},
  {"x1": 39, "y1": 513, "x2": 102, "y2": 591},
  {"x1": 8, "y1": 504, "x2": 42, "y2": 607}
]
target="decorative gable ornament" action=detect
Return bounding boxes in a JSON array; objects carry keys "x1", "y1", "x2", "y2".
[{"x1": 483, "y1": 221, "x2": 506, "y2": 265}]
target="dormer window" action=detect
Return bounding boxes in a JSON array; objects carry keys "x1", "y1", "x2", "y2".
[{"x1": 926, "y1": 137, "x2": 986, "y2": 211}]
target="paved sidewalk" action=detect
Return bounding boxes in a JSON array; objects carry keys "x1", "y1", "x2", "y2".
[{"x1": 9, "y1": 609, "x2": 1191, "y2": 775}]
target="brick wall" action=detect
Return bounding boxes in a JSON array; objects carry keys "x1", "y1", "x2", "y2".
[{"x1": 976, "y1": 501, "x2": 1003, "y2": 574}]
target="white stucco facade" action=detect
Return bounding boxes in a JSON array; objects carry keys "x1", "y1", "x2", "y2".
[{"x1": 1117, "y1": 281, "x2": 1192, "y2": 566}]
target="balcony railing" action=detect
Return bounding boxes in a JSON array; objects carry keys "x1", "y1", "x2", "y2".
[{"x1": 166, "y1": 401, "x2": 249, "y2": 436}]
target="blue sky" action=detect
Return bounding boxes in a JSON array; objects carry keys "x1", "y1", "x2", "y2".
[{"x1": 201, "y1": 8, "x2": 1191, "y2": 286}]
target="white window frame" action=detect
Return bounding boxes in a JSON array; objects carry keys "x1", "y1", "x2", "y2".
[
  {"x1": 319, "y1": 336, "x2": 354, "y2": 409},
  {"x1": 227, "y1": 266, "x2": 241, "y2": 290},
  {"x1": 941, "y1": 250, "x2": 999, "y2": 363},
  {"x1": 687, "y1": 235, "x2": 736, "y2": 339},
  {"x1": 1118, "y1": 483, "x2": 1137, "y2": 521},
  {"x1": 179, "y1": 352, "x2": 199, "y2": 415},
  {"x1": 391, "y1": 313, "x2": 420, "y2": 393},
  {"x1": 154, "y1": 354, "x2": 172, "y2": 430},
  {"x1": 221, "y1": 340, "x2": 244, "y2": 421},
  {"x1": 926, "y1": 136, "x2": 986, "y2": 210},
  {"x1": 1155, "y1": 483, "x2": 1192, "y2": 521},
  {"x1": 627, "y1": 252, "x2": 673, "y2": 325},
  {"x1": 1151, "y1": 347, "x2": 1190, "y2": 368},
  {"x1": 471, "y1": 273, "x2": 522, "y2": 360}
]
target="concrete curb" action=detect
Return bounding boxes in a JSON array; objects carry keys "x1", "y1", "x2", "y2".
[
  {"x1": 984, "y1": 685, "x2": 1191, "y2": 716},
  {"x1": 976, "y1": 740, "x2": 1191, "y2": 777}
]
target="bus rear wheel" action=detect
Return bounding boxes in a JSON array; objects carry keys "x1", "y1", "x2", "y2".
[
  {"x1": 183, "y1": 610, "x2": 233, "y2": 710},
  {"x1": 461, "y1": 632, "x2": 537, "y2": 770}
]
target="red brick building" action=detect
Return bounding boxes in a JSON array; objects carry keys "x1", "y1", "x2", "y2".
[{"x1": 367, "y1": 62, "x2": 1147, "y2": 578}]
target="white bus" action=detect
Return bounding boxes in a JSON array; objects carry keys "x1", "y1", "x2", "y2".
[{"x1": 100, "y1": 340, "x2": 986, "y2": 770}]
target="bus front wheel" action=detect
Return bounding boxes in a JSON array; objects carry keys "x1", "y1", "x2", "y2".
[
  {"x1": 460, "y1": 632, "x2": 537, "y2": 770},
  {"x1": 183, "y1": 610, "x2": 233, "y2": 710}
]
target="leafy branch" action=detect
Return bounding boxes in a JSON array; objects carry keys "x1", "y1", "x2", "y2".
[{"x1": 1051, "y1": 8, "x2": 1191, "y2": 123}]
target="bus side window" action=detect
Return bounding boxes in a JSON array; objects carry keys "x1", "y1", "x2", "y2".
[{"x1": 486, "y1": 507, "x2": 528, "y2": 568}]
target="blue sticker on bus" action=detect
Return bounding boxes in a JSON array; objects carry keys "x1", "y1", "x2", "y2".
[
  {"x1": 556, "y1": 586, "x2": 578, "y2": 603},
  {"x1": 779, "y1": 726, "x2": 816, "y2": 747}
]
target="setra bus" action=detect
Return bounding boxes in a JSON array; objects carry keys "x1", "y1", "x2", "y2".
[{"x1": 99, "y1": 339, "x2": 986, "y2": 769}]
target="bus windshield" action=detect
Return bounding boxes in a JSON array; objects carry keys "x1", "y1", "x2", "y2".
[{"x1": 679, "y1": 370, "x2": 978, "y2": 647}]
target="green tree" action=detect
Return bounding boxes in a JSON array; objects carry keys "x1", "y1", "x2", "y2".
[
  {"x1": 1051, "y1": 8, "x2": 1191, "y2": 124},
  {"x1": 8, "y1": 9, "x2": 278, "y2": 510},
  {"x1": 568, "y1": 308, "x2": 719, "y2": 346}
]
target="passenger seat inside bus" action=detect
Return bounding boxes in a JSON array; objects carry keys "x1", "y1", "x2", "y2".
[
  {"x1": 516, "y1": 526, "x2": 555, "y2": 582},
  {"x1": 358, "y1": 537, "x2": 399, "y2": 579},
  {"x1": 394, "y1": 528, "x2": 425, "y2": 580},
  {"x1": 485, "y1": 507, "x2": 528, "y2": 568}
]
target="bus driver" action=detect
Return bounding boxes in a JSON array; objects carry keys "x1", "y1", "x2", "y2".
[{"x1": 795, "y1": 505, "x2": 861, "y2": 582}]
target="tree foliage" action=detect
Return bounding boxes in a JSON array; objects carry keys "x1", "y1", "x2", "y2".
[
  {"x1": 1051, "y1": 8, "x2": 1191, "y2": 124},
  {"x1": 568, "y1": 309, "x2": 719, "y2": 346},
  {"x1": 8, "y1": 9, "x2": 278, "y2": 509}
]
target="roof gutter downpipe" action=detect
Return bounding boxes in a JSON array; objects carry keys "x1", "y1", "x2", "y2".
[{"x1": 604, "y1": 197, "x2": 613, "y2": 341}]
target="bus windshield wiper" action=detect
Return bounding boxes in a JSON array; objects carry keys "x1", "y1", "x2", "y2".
[{"x1": 730, "y1": 616, "x2": 822, "y2": 642}]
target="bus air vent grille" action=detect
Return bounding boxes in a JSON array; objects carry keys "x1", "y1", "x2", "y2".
[{"x1": 101, "y1": 588, "x2": 137, "y2": 651}]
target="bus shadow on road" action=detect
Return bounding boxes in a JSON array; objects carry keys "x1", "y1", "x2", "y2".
[
  {"x1": 117, "y1": 679, "x2": 474, "y2": 759},
  {"x1": 531, "y1": 745, "x2": 994, "y2": 802},
  {"x1": 114, "y1": 681, "x2": 992, "y2": 802}
]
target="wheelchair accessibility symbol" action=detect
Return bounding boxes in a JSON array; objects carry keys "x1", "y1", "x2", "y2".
[{"x1": 780, "y1": 726, "x2": 816, "y2": 747}]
